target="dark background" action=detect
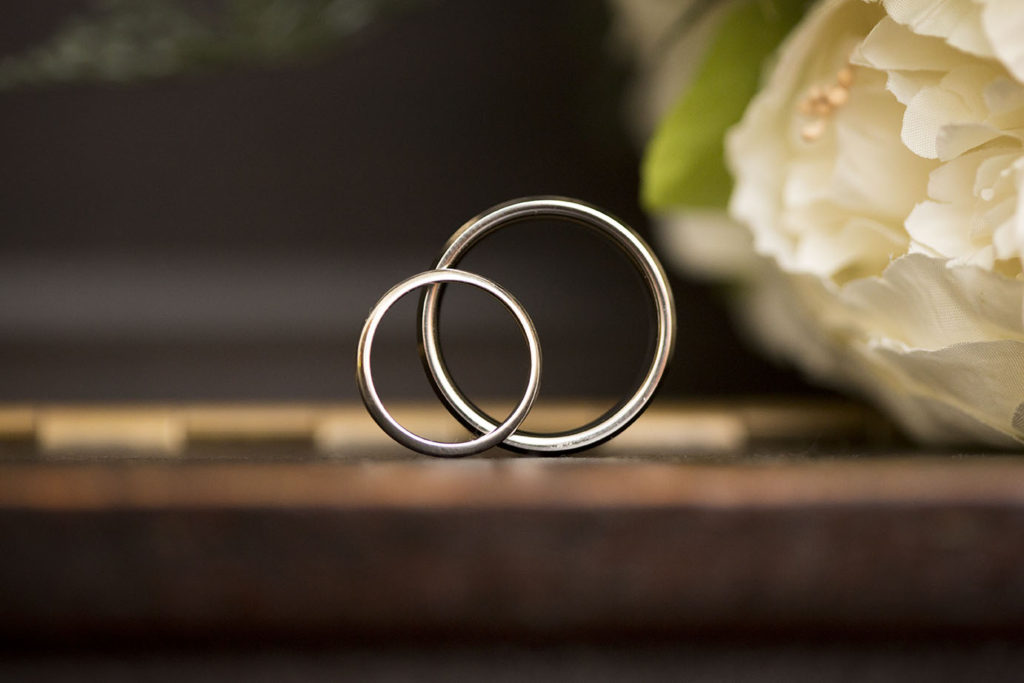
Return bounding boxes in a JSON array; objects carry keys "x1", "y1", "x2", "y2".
[{"x1": 0, "y1": 0, "x2": 818, "y2": 404}]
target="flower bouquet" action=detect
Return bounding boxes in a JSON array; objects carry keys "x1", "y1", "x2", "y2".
[{"x1": 619, "y1": 0, "x2": 1024, "y2": 446}]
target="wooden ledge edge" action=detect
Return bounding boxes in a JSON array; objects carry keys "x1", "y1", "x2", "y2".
[{"x1": 1, "y1": 458, "x2": 1023, "y2": 510}]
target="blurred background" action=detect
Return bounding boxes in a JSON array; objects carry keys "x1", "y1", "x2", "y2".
[
  {"x1": 0, "y1": 0, "x2": 822, "y2": 406},
  {"x1": 8, "y1": 7, "x2": 1015, "y2": 678}
]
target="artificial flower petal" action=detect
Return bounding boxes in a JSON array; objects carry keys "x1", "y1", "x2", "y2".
[
  {"x1": 981, "y1": 0, "x2": 1024, "y2": 83},
  {"x1": 881, "y1": 0, "x2": 994, "y2": 58},
  {"x1": 855, "y1": 15, "x2": 964, "y2": 71}
]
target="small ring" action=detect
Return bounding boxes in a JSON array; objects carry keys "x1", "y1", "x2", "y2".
[
  {"x1": 357, "y1": 269, "x2": 542, "y2": 457},
  {"x1": 419, "y1": 196, "x2": 676, "y2": 454}
]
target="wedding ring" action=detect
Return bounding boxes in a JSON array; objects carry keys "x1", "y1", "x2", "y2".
[
  {"x1": 419, "y1": 196, "x2": 676, "y2": 453},
  {"x1": 357, "y1": 269, "x2": 542, "y2": 457}
]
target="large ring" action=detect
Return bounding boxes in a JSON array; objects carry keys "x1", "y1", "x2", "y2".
[
  {"x1": 357, "y1": 269, "x2": 542, "y2": 457},
  {"x1": 419, "y1": 196, "x2": 676, "y2": 453}
]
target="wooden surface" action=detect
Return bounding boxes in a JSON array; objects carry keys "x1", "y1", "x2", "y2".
[{"x1": 1, "y1": 401, "x2": 1022, "y2": 644}]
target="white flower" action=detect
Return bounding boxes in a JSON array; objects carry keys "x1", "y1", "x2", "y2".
[{"x1": 669, "y1": 0, "x2": 1024, "y2": 446}]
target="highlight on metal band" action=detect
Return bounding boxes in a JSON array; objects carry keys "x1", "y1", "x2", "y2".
[
  {"x1": 356, "y1": 268, "x2": 542, "y2": 457},
  {"x1": 418, "y1": 197, "x2": 676, "y2": 454}
]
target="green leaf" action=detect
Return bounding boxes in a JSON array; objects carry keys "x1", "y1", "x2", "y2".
[{"x1": 641, "y1": 0, "x2": 812, "y2": 211}]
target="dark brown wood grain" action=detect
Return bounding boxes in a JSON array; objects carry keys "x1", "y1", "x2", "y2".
[{"x1": 3, "y1": 454, "x2": 1024, "y2": 643}]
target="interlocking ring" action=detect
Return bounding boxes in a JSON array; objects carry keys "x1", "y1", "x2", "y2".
[
  {"x1": 357, "y1": 268, "x2": 542, "y2": 457},
  {"x1": 419, "y1": 196, "x2": 676, "y2": 454}
]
